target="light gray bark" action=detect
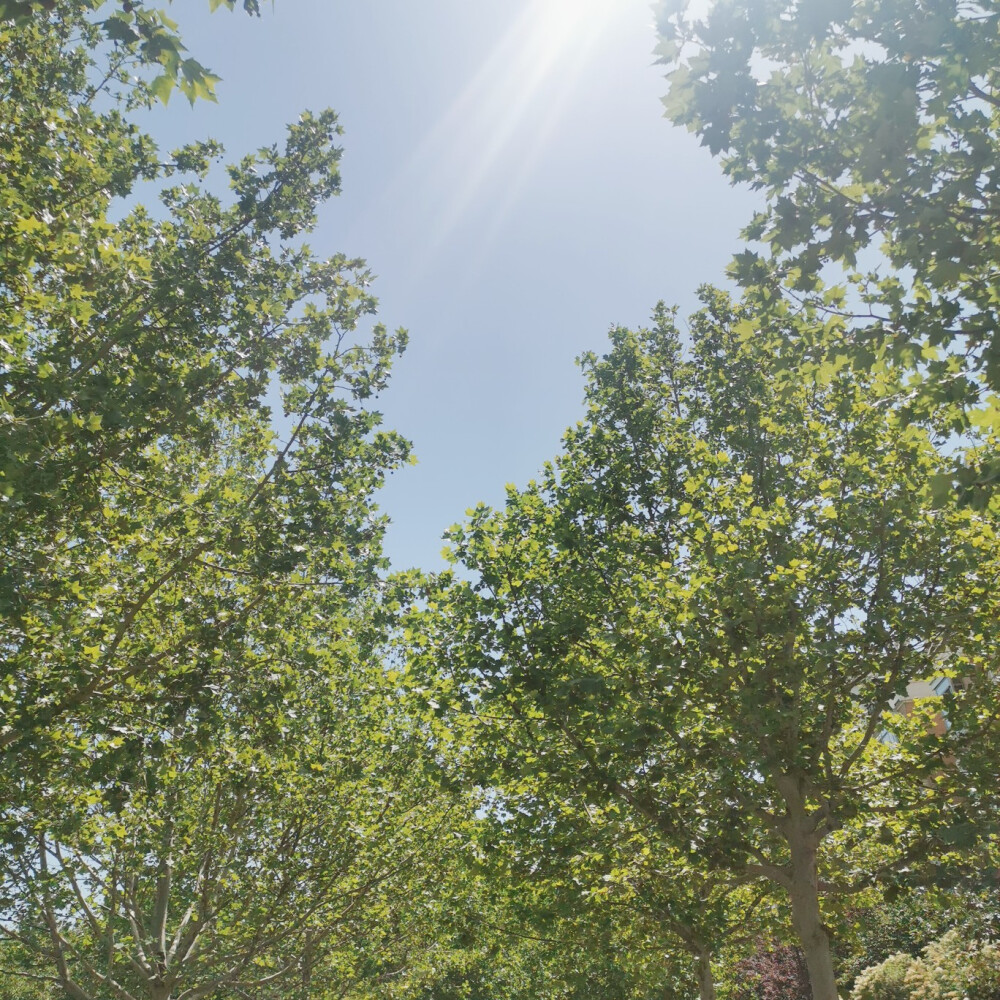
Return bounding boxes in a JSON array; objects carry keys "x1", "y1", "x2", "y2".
[
  {"x1": 787, "y1": 831, "x2": 840, "y2": 1000},
  {"x1": 696, "y1": 950, "x2": 717, "y2": 1000},
  {"x1": 773, "y1": 772, "x2": 840, "y2": 1000}
]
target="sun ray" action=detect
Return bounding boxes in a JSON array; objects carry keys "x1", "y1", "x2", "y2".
[
  {"x1": 355, "y1": 0, "x2": 630, "y2": 287},
  {"x1": 420, "y1": 0, "x2": 620, "y2": 256}
]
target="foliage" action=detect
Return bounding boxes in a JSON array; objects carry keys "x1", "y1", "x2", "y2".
[
  {"x1": 370, "y1": 847, "x2": 675, "y2": 1000},
  {"x1": 392, "y1": 921, "x2": 652, "y2": 1000},
  {"x1": 731, "y1": 944, "x2": 811, "y2": 1000},
  {"x1": 0, "y1": 640, "x2": 459, "y2": 1000},
  {"x1": 0, "y1": 949, "x2": 55, "y2": 1000},
  {"x1": 0, "y1": 6, "x2": 462, "y2": 995},
  {"x1": 851, "y1": 930, "x2": 1000, "y2": 1000},
  {"x1": 415, "y1": 289, "x2": 1000, "y2": 1000},
  {"x1": 478, "y1": 818, "x2": 720, "y2": 999},
  {"x1": 0, "y1": 0, "x2": 265, "y2": 105},
  {"x1": 838, "y1": 886, "x2": 1000, "y2": 988},
  {"x1": 0, "y1": 3, "x2": 408, "y2": 826},
  {"x1": 0, "y1": 976, "x2": 53, "y2": 1000},
  {"x1": 657, "y1": 0, "x2": 1000, "y2": 494},
  {"x1": 903, "y1": 930, "x2": 1000, "y2": 1000},
  {"x1": 851, "y1": 954, "x2": 914, "y2": 1000}
]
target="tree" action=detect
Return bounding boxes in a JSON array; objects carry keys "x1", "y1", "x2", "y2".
[
  {"x1": 0, "y1": 0, "x2": 264, "y2": 104},
  {"x1": 656, "y1": 0, "x2": 1000, "y2": 493},
  {"x1": 0, "y1": 646, "x2": 458, "y2": 1000},
  {"x1": 419, "y1": 290, "x2": 1000, "y2": 1000},
  {"x1": 467, "y1": 770, "x2": 774, "y2": 1000},
  {"x1": 1, "y1": 6, "x2": 482, "y2": 1000},
  {"x1": 1, "y1": 4, "x2": 408, "y2": 818}
]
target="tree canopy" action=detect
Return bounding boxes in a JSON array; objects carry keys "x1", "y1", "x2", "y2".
[
  {"x1": 416, "y1": 289, "x2": 1000, "y2": 1000},
  {"x1": 5, "y1": 3, "x2": 1000, "y2": 999},
  {"x1": 2, "y1": 648, "x2": 457, "y2": 1000},
  {"x1": 657, "y1": 0, "x2": 1000, "y2": 492},
  {"x1": 0, "y1": 4, "x2": 408, "y2": 815},
  {"x1": 0, "y1": 7, "x2": 475, "y2": 998},
  {"x1": 0, "y1": 0, "x2": 264, "y2": 104}
]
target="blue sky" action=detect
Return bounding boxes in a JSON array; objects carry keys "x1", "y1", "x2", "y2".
[{"x1": 149, "y1": 0, "x2": 757, "y2": 571}]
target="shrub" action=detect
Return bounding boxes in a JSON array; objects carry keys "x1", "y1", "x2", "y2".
[
  {"x1": 851, "y1": 953, "x2": 914, "y2": 1000},
  {"x1": 731, "y1": 944, "x2": 812, "y2": 1000},
  {"x1": 850, "y1": 929, "x2": 1000, "y2": 1000},
  {"x1": 903, "y1": 929, "x2": 1000, "y2": 1000},
  {"x1": 839, "y1": 886, "x2": 1000, "y2": 989}
]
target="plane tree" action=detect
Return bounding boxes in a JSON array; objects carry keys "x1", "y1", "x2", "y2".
[
  {"x1": 657, "y1": 0, "x2": 1000, "y2": 493},
  {"x1": 0, "y1": 4, "x2": 408, "y2": 816},
  {"x1": 415, "y1": 289, "x2": 1000, "y2": 1000},
  {"x1": 0, "y1": 645, "x2": 458, "y2": 1000},
  {"x1": 1, "y1": 6, "x2": 474, "y2": 997}
]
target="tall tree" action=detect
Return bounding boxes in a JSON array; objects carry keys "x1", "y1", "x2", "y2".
[
  {"x1": 2, "y1": 7, "x2": 478, "y2": 1000},
  {"x1": 1, "y1": 4, "x2": 407, "y2": 817},
  {"x1": 657, "y1": 0, "x2": 1000, "y2": 493},
  {"x1": 420, "y1": 290, "x2": 1000, "y2": 1000},
  {"x1": 1, "y1": 643, "x2": 458, "y2": 1000}
]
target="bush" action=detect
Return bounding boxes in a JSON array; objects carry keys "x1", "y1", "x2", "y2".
[
  {"x1": 851, "y1": 953, "x2": 913, "y2": 1000},
  {"x1": 839, "y1": 887, "x2": 1000, "y2": 989},
  {"x1": 850, "y1": 930, "x2": 1000, "y2": 1000},
  {"x1": 731, "y1": 944, "x2": 812, "y2": 1000},
  {"x1": 903, "y1": 929, "x2": 1000, "y2": 1000}
]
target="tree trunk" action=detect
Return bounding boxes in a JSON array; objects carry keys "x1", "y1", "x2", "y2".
[
  {"x1": 695, "y1": 950, "x2": 717, "y2": 1000},
  {"x1": 787, "y1": 831, "x2": 840, "y2": 1000}
]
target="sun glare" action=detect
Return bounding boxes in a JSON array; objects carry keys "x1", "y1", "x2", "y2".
[{"x1": 370, "y1": 0, "x2": 631, "y2": 281}]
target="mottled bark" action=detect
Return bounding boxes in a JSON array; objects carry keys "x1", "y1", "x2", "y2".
[
  {"x1": 787, "y1": 831, "x2": 840, "y2": 1000},
  {"x1": 696, "y1": 950, "x2": 717, "y2": 1000}
]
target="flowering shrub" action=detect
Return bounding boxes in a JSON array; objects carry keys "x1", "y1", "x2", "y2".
[
  {"x1": 902, "y1": 930, "x2": 1000, "y2": 1000},
  {"x1": 850, "y1": 930, "x2": 1000, "y2": 1000},
  {"x1": 851, "y1": 953, "x2": 913, "y2": 1000},
  {"x1": 839, "y1": 891, "x2": 970, "y2": 987}
]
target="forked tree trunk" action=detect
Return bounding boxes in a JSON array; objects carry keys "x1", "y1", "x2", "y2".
[
  {"x1": 787, "y1": 831, "x2": 840, "y2": 1000},
  {"x1": 695, "y1": 950, "x2": 717, "y2": 1000}
]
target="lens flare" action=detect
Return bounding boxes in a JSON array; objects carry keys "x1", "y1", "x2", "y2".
[{"x1": 364, "y1": 0, "x2": 628, "y2": 285}]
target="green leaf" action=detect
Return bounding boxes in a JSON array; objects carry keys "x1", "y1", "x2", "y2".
[{"x1": 148, "y1": 73, "x2": 175, "y2": 105}]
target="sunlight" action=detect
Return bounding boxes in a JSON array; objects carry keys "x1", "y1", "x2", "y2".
[
  {"x1": 388, "y1": 0, "x2": 628, "y2": 275},
  {"x1": 472, "y1": 0, "x2": 627, "y2": 257},
  {"x1": 425, "y1": 0, "x2": 619, "y2": 251}
]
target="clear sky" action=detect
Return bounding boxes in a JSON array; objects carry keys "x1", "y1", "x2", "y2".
[{"x1": 148, "y1": 0, "x2": 757, "y2": 571}]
